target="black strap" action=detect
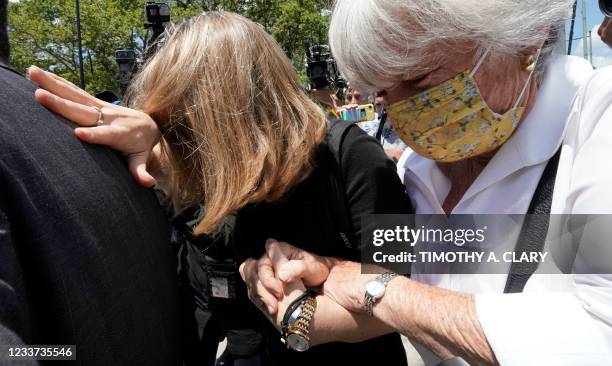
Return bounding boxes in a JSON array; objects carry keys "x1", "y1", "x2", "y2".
[
  {"x1": 326, "y1": 118, "x2": 358, "y2": 248},
  {"x1": 375, "y1": 112, "x2": 388, "y2": 143},
  {"x1": 504, "y1": 148, "x2": 562, "y2": 293}
]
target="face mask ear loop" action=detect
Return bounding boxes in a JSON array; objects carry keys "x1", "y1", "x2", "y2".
[
  {"x1": 512, "y1": 48, "x2": 542, "y2": 109},
  {"x1": 469, "y1": 47, "x2": 492, "y2": 78}
]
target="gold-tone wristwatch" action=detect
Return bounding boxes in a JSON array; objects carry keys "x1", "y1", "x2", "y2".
[{"x1": 281, "y1": 290, "x2": 318, "y2": 352}]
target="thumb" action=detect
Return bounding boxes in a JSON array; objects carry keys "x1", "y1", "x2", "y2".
[
  {"x1": 128, "y1": 152, "x2": 157, "y2": 187},
  {"x1": 265, "y1": 240, "x2": 331, "y2": 286},
  {"x1": 278, "y1": 260, "x2": 307, "y2": 283}
]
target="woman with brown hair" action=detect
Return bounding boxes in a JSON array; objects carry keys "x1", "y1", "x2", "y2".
[{"x1": 29, "y1": 11, "x2": 411, "y2": 366}]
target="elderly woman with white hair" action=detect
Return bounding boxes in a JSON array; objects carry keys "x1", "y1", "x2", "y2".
[{"x1": 240, "y1": 0, "x2": 612, "y2": 365}]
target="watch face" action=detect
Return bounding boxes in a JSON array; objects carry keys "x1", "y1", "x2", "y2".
[
  {"x1": 287, "y1": 333, "x2": 310, "y2": 352},
  {"x1": 366, "y1": 280, "x2": 385, "y2": 299}
]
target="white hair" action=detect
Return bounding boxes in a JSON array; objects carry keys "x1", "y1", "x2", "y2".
[{"x1": 330, "y1": 0, "x2": 574, "y2": 92}]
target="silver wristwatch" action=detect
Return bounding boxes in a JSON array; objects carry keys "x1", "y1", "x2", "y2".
[{"x1": 364, "y1": 271, "x2": 398, "y2": 317}]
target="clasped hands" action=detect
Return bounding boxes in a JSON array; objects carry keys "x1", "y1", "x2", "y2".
[{"x1": 238, "y1": 239, "x2": 383, "y2": 331}]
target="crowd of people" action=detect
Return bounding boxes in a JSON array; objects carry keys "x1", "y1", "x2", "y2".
[{"x1": 1, "y1": 1, "x2": 612, "y2": 365}]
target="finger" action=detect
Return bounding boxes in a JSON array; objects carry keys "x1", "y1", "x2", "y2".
[
  {"x1": 265, "y1": 239, "x2": 303, "y2": 261},
  {"x1": 266, "y1": 240, "x2": 331, "y2": 286},
  {"x1": 240, "y1": 259, "x2": 279, "y2": 315},
  {"x1": 265, "y1": 240, "x2": 311, "y2": 283},
  {"x1": 29, "y1": 66, "x2": 104, "y2": 108},
  {"x1": 242, "y1": 267, "x2": 258, "y2": 299},
  {"x1": 74, "y1": 125, "x2": 127, "y2": 147},
  {"x1": 241, "y1": 259, "x2": 262, "y2": 296},
  {"x1": 257, "y1": 256, "x2": 283, "y2": 298},
  {"x1": 35, "y1": 89, "x2": 100, "y2": 127},
  {"x1": 127, "y1": 152, "x2": 157, "y2": 188},
  {"x1": 265, "y1": 240, "x2": 294, "y2": 274},
  {"x1": 277, "y1": 260, "x2": 308, "y2": 283},
  {"x1": 255, "y1": 280, "x2": 279, "y2": 315},
  {"x1": 239, "y1": 259, "x2": 255, "y2": 282}
]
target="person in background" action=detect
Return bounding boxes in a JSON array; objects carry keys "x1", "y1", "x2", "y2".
[
  {"x1": 344, "y1": 85, "x2": 365, "y2": 105},
  {"x1": 370, "y1": 91, "x2": 408, "y2": 163},
  {"x1": 337, "y1": 86, "x2": 408, "y2": 162},
  {"x1": 0, "y1": 0, "x2": 184, "y2": 363}
]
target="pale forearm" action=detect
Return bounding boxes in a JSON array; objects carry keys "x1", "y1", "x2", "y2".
[
  {"x1": 310, "y1": 295, "x2": 395, "y2": 346},
  {"x1": 271, "y1": 285, "x2": 395, "y2": 346},
  {"x1": 377, "y1": 278, "x2": 497, "y2": 365}
]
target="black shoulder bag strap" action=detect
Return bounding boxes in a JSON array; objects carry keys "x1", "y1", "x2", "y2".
[
  {"x1": 374, "y1": 112, "x2": 388, "y2": 143},
  {"x1": 504, "y1": 148, "x2": 562, "y2": 293},
  {"x1": 326, "y1": 118, "x2": 358, "y2": 248}
]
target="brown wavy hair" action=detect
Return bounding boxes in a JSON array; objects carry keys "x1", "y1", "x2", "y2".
[{"x1": 126, "y1": 12, "x2": 327, "y2": 235}]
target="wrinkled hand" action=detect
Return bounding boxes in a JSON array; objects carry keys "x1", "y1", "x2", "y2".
[
  {"x1": 239, "y1": 239, "x2": 333, "y2": 316},
  {"x1": 240, "y1": 239, "x2": 382, "y2": 317},
  {"x1": 28, "y1": 66, "x2": 161, "y2": 187},
  {"x1": 239, "y1": 245, "x2": 284, "y2": 315}
]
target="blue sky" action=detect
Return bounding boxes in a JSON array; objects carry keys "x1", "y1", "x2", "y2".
[{"x1": 567, "y1": 0, "x2": 612, "y2": 68}]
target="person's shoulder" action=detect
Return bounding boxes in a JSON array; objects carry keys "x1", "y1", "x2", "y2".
[
  {"x1": 0, "y1": 64, "x2": 39, "y2": 130},
  {"x1": 0, "y1": 65, "x2": 73, "y2": 145},
  {"x1": 545, "y1": 55, "x2": 593, "y2": 97},
  {"x1": 559, "y1": 54, "x2": 594, "y2": 80},
  {"x1": 584, "y1": 65, "x2": 612, "y2": 97},
  {"x1": 571, "y1": 65, "x2": 612, "y2": 139},
  {"x1": 0, "y1": 63, "x2": 30, "y2": 93},
  {"x1": 560, "y1": 65, "x2": 612, "y2": 214}
]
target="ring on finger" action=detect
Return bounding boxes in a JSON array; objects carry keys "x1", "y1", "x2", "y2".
[{"x1": 92, "y1": 106, "x2": 105, "y2": 126}]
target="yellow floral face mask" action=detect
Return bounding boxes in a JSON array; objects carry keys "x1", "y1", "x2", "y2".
[{"x1": 387, "y1": 48, "x2": 539, "y2": 163}]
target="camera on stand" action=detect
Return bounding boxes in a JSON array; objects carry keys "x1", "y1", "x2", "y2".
[
  {"x1": 305, "y1": 44, "x2": 347, "y2": 101},
  {"x1": 112, "y1": 2, "x2": 171, "y2": 97},
  {"x1": 114, "y1": 48, "x2": 139, "y2": 95},
  {"x1": 145, "y1": 2, "x2": 171, "y2": 40},
  {"x1": 144, "y1": 2, "x2": 171, "y2": 59}
]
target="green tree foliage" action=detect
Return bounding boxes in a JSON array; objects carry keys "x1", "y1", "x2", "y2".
[{"x1": 8, "y1": 0, "x2": 330, "y2": 94}]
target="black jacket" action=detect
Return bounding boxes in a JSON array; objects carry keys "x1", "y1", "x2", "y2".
[{"x1": 0, "y1": 64, "x2": 183, "y2": 365}]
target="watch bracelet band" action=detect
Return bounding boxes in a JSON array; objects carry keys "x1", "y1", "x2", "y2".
[
  {"x1": 365, "y1": 271, "x2": 398, "y2": 317},
  {"x1": 287, "y1": 295, "x2": 317, "y2": 341},
  {"x1": 378, "y1": 271, "x2": 399, "y2": 283},
  {"x1": 365, "y1": 294, "x2": 375, "y2": 317},
  {"x1": 281, "y1": 290, "x2": 318, "y2": 343},
  {"x1": 281, "y1": 290, "x2": 316, "y2": 336}
]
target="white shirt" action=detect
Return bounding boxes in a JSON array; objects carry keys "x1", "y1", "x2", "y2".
[{"x1": 398, "y1": 55, "x2": 612, "y2": 365}]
